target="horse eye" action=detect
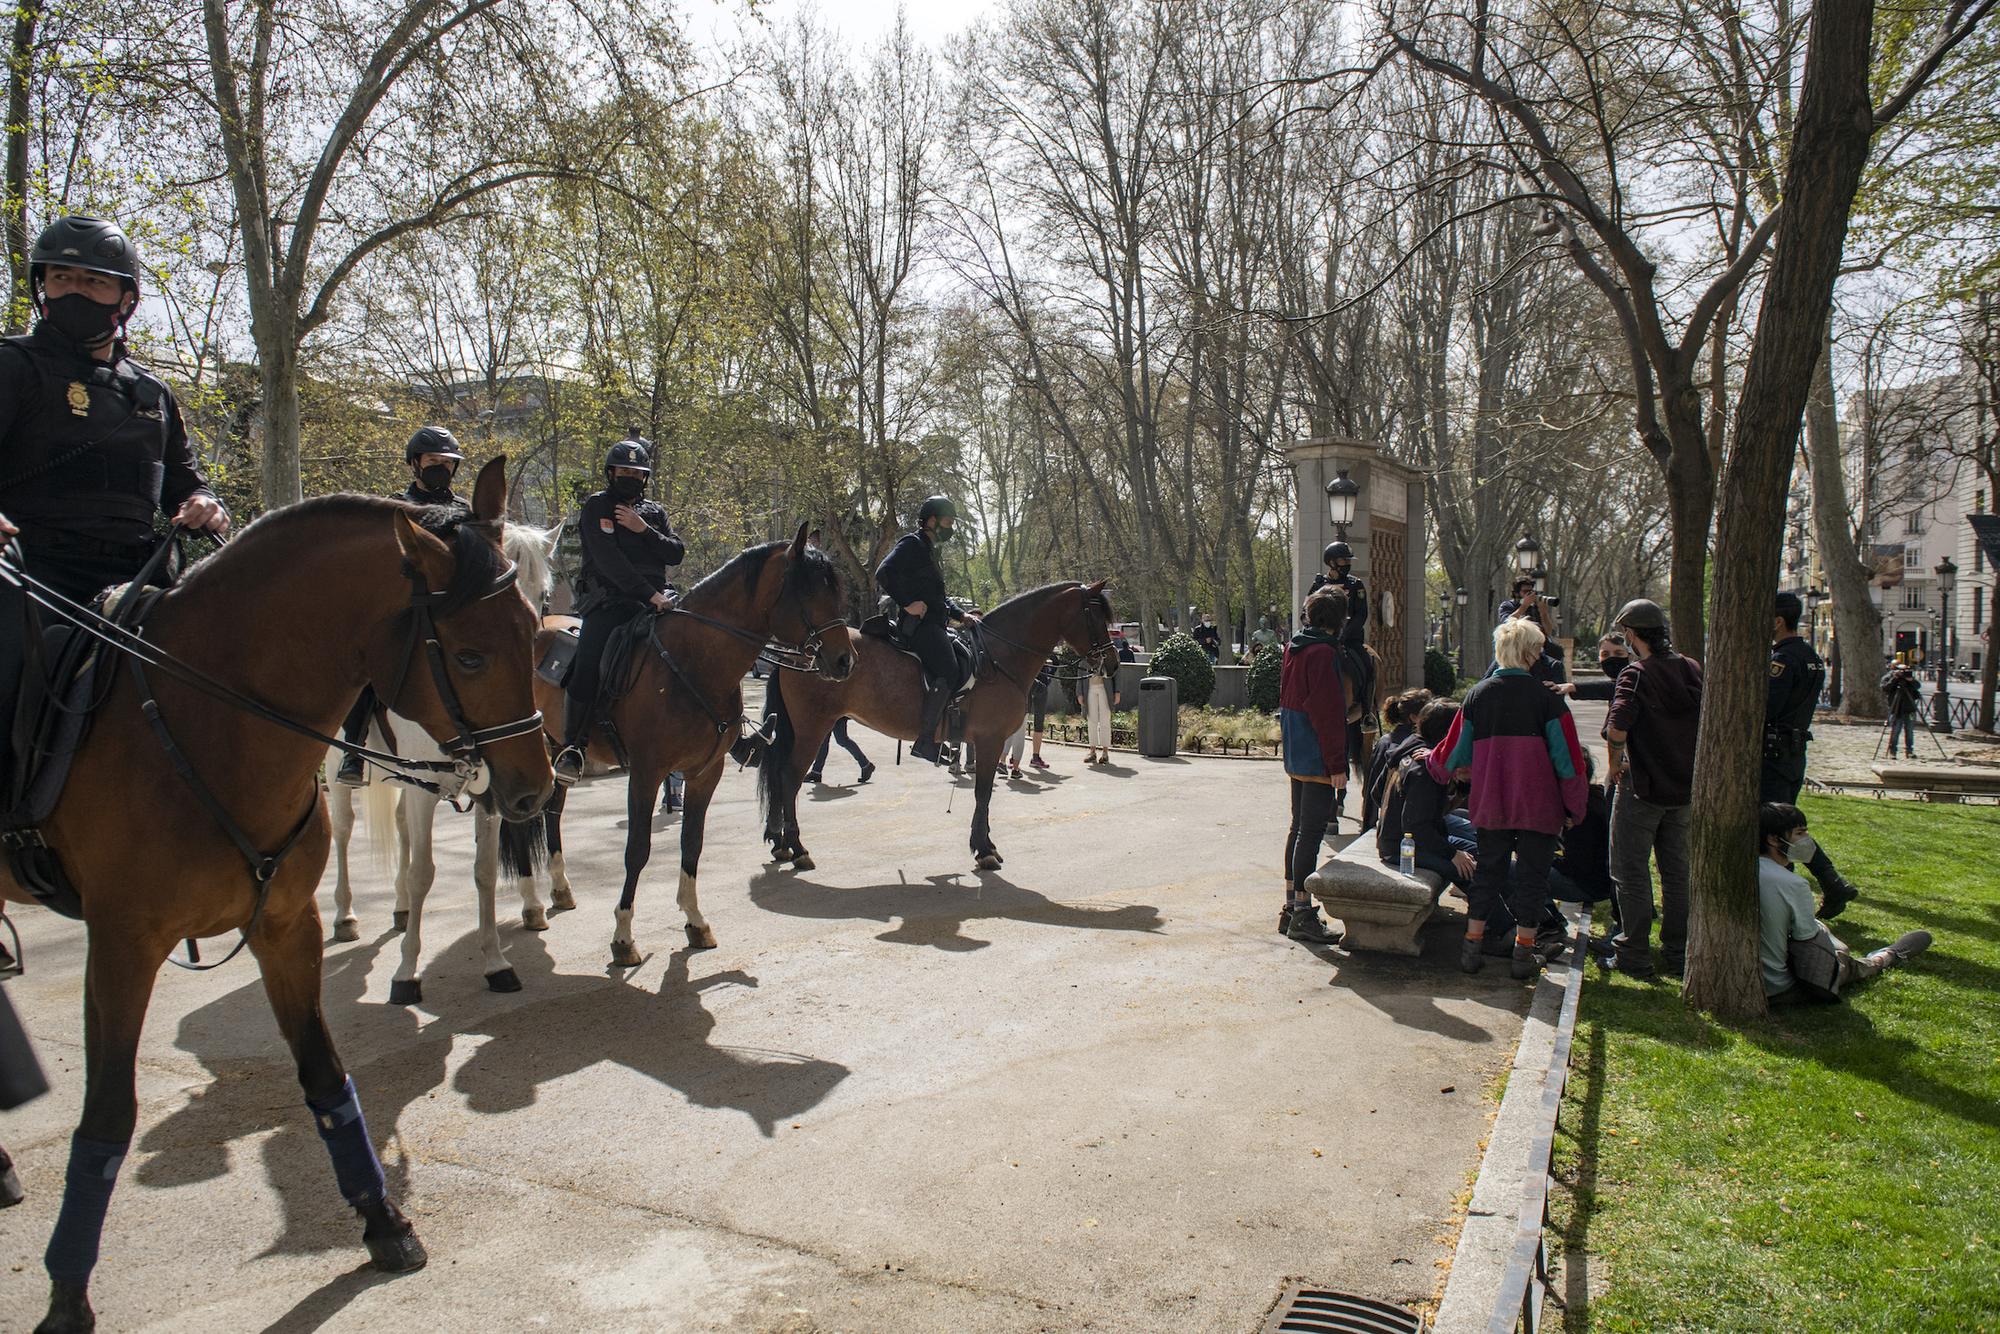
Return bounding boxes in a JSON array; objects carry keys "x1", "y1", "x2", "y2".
[{"x1": 455, "y1": 651, "x2": 486, "y2": 671}]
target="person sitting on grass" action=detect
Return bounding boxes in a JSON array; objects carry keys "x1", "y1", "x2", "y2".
[{"x1": 1758, "y1": 802, "x2": 1931, "y2": 1004}]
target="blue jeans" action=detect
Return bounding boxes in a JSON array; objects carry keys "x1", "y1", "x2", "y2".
[
  {"x1": 1889, "y1": 714, "x2": 1915, "y2": 754},
  {"x1": 811, "y1": 718, "x2": 870, "y2": 775}
]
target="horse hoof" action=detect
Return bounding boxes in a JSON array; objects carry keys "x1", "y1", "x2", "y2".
[
  {"x1": 387, "y1": 979, "x2": 422, "y2": 1006},
  {"x1": 976, "y1": 853, "x2": 1002, "y2": 871},
  {"x1": 610, "y1": 940, "x2": 643, "y2": 968},
  {"x1": 35, "y1": 1282, "x2": 93, "y2": 1334},
  {"x1": 365, "y1": 1225, "x2": 429, "y2": 1274},
  {"x1": 1, "y1": 1160, "x2": 22, "y2": 1208},
  {"x1": 521, "y1": 906, "x2": 549, "y2": 931},
  {"x1": 332, "y1": 917, "x2": 360, "y2": 943},
  {"x1": 391, "y1": 910, "x2": 409, "y2": 933},
  {"x1": 550, "y1": 888, "x2": 577, "y2": 912},
  {"x1": 791, "y1": 853, "x2": 815, "y2": 872},
  {"x1": 685, "y1": 924, "x2": 718, "y2": 950},
  {"x1": 768, "y1": 844, "x2": 796, "y2": 863},
  {"x1": 485, "y1": 968, "x2": 522, "y2": 993}
]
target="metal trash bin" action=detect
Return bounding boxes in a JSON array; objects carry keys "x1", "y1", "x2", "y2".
[{"x1": 1138, "y1": 675, "x2": 1178, "y2": 757}]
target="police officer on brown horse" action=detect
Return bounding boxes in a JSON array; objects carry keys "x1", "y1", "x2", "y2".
[
  {"x1": 333, "y1": 424, "x2": 471, "y2": 783},
  {"x1": 553, "y1": 438, "x2": 684, "y2": 782},
  {"x1": 877, "y1": 495, "x2": 968, "y2": 763}
]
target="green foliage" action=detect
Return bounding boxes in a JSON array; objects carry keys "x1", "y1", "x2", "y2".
[
  {"x1": 1150, "y1": 631, "x2": 1215, "y2": 708},
  {"x1": 1423, "y1": 647, "x2": 1456, "y2": 696},
  {"x1": 1553, "y1": 797, "x2": 2000, "y2": 1330},
  {"x1": 1247, "y1": 645, "x2": 1282, "y2": 713}
]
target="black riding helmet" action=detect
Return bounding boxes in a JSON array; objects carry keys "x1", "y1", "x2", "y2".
[
  {"x1": 604, "y1": 439, "x2": 653, "y2": 481},
  {"x1": 918, "y1": 495, "x2": 956, "y2": 525},
  {"x1": 406, "y1": 425, "x2": 465, "y2": 463},
  {"x1": 1323, "y1": 541, "x2": 1353, "y2": 567},
  {"x1": 29, "y1": 216, "x2": 141, "y2": 306}
]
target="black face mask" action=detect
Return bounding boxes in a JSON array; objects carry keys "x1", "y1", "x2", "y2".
[
  {"x1": 418, "y1": 464, "x2": 456, "y2": 494},
  {"x1": 46, "y1": 292, "x2": 124, "y2": 348},
  {"x1": 610, "y1": 476, "x2": 646, "y2": 502}
]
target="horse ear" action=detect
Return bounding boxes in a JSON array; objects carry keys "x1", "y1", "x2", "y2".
[
  {"x1": 393, "y1": 510, "x2": 453, "y2": 585},
  {"x1": 1085, "y1": 579, "x2": 1107, "y2": 594},
  {"x1": 470, "y1": 456, "x2": 509, "y2": 526},
  {"x1": 789, "y1": 520, "x2": 809, "y2": 559}
]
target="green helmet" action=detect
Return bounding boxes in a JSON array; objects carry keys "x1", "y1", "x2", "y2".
[{"x1": 918, "y1": 495, "x2": 956, "y2": 526}]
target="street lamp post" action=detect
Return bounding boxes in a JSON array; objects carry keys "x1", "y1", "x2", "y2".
[
  {"x1": 1325, "y1": 470, "x2": 1359, "y2": 541},
  {"x1": 1455, "y1": 585, "x2": 1469, "y2": 679},
  {"x1": 1935, "y1": 557, "x2": 1958, "y2": 729}
]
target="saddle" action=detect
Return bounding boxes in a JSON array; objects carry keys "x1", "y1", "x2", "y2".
[
  {"x1": 2, "y1": 581, "x2": 167, "y2": 919},
  {"x1": 859, "y1": 603, "x2": 983, "y2": 700}
]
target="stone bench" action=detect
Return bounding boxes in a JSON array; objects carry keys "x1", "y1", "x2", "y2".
[{"x1": 1306, "y1": 834, "x2": 1447, "y2": 955}]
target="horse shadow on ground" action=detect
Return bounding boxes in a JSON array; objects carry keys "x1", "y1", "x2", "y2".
[
  {"x1": 748, "y1": 867, "x2": 1164, "y2": 953},
  {"x1": 136, "y1": 924, "x2": 848, "y2": 1263}
]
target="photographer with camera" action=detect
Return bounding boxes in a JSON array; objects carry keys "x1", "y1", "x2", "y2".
[
  {"x1": 1879, "y1": 657, "x2": 1924, "y2": 758},
  {"x1": 1486, "y1": 586, "x2": 1567, "y2": 685}
]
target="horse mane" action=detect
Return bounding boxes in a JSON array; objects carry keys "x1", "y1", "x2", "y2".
[
  {"x1": 174, "y1": 493, "x2": 510, "y2": 615},
  {"x1": 684, "y1": 538, "x2": 843, "y2": 610},
  {"x1": 983, "y1": 581, "x2": 1112, "y2": 635},
  {"x1": 501, "y1": 520, "x2": 559, "y2": 606}
]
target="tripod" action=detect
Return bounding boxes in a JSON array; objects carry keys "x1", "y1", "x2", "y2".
[{"x1": 1873, "y1": 697, "x2": 1950, "y2": 762}]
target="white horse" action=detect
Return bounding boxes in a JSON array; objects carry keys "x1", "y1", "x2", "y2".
[{"x1": 325, "y1": 520, "x2": 568, "y2": 1004}]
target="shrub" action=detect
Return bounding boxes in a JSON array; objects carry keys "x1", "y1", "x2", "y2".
[
  {"x1": 1150, "y1": 631, "x2": 1216, "y2": 707},
  {"x1": 1247, "y1": 645, "x2": 1282, "y2": 712},
  {"x1": 1424, "y1": 647, "x2": 1457, "y2": 696}
]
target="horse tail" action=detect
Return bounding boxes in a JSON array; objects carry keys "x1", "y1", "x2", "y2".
[
  {"x1": 359, "y1": 773, "x2": 399, "y2": 874},
  {"x1": 757, "y1": 672, "x2": 797, "y2": 836},
  {"x1": 498, "y1": 813, "x2": 548, "y2": 879}
]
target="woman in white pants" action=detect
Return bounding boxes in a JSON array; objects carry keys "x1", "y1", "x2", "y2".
[{"x1": 1085, "y1": 667, "x2": 1117, "y2": 763}]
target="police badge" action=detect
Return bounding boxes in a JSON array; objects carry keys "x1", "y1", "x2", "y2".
[{"x1": 66, "y1": 381, "x2": 90, "y2": 416}]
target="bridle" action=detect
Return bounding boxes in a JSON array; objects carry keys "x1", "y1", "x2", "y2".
[
  {"x1": 975, "y1": 589, "x2": 1118, "y2": 687},
  {"x1": 658, "y1": 569, "x2": 848, "y2": 677},
  {"x1": 377, "y1": 559, "x2": 546, "y2": 803}
]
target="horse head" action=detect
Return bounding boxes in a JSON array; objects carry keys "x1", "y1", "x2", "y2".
[
  {"x1": 1064, "y1": 580, "x2": 1119, "y2": 676},
  {"x1": 774, "y1": 521, "x2": 853, "y2": 682},
  {"x1": 379, "y1": 455, "x2": 553, "y2": 822}
]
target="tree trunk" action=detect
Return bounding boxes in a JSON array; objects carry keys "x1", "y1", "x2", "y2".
[
  {"x1": 3, "y1": 1, "x2": 40, "y2": 332},
  {"x1": 1663, "y1": 417, "x2": 1716, "y2": 659},
  {"x1": 1684, "y1": 0, "x2": 1877, "y2": 1020},
  {"x1": 258, "y1": 338, "x2": 303, "y2": 510},
  {"x1": 1805, "y1": 318, "x2": 1886, "y2": 717}
]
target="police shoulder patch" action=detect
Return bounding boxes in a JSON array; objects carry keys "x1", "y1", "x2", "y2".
[{"x1": 1769, "y1": 661, "x2": 1786, "y2": 678}]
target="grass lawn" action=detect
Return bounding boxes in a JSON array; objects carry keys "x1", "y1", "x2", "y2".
[{"x1": 1549, "y1": 795, "x2": 2000, "y2": 1332}]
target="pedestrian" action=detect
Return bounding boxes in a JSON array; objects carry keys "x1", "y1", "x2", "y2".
[
  {"x1": 1003, "y1": 718, "x2": 1028, "y2": 778},
  {"x1": 1758, "y1": 803, "x2": 1930, "y2": 1004},
  {"x1": 1363, "y1": 688, "x2": 1431, "y2": 831},
  {"x1": 1279, "y1": 588, "x2": 1351, "y2": 944},
  {"x1": 805, "y1": 717, "x2": 875, "y2": 786},
  {"x1": 1427, "y1": 617, "x2": 1588, "y2": 978},
  {"x1": 1084, "y1": 658, "x2": 1117, "y2": 763},
  {"x1": 1552, "y1": 633, "x2": 1634, "y2": 703},
  {"x1": 1028, "y1": 657, "x2": 1054, "y2": 769},
  {"x1": 1376, "y1": 698, "x2": 1476, "y2": 892},
  {"x1": 1600, "y1": 599, "x2": 1703, "y2": 978},
  {"x1": 1880, "y1": 660, "x2": 1922, "y2": 758},
  {"x1": 1764, "y1": 592, "x2": 1864, "y2": 917}
]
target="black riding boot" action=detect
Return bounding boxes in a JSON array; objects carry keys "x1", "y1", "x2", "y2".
[
  {"x1": 554, "y1": 695, "x2": 595, "y2": 784},
  {"x1": 1805, "y1": 843, "x2": 1862, "y2": 920},
  {"x1": 912, "y1": 682, "x2": 949, "y2": 763}
]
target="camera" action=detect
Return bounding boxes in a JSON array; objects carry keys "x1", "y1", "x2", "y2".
[{"x1": 1541, "y1": 594, "x2": 1561, "y2": 607}]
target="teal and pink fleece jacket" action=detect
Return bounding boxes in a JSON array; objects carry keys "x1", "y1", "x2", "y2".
[{"x1": 1426, "y1": 668, "x2": 1587, "y2": 835}]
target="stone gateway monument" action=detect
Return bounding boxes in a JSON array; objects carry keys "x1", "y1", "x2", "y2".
[{"x1": 1282, "y1": 436, "x2": 1427, "y2": 698}]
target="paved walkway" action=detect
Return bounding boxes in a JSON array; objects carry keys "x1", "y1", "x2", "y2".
[{"x1": 0, "y1": 735, "x2": 1536, "y2": 1332}]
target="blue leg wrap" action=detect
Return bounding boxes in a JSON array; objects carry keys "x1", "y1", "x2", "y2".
[
  {"x1": 308, "y1": 1076, "x2": 387, "y2": 1209},
  {"x1": 44, "y1": 1133, "x2": 129, "y2": 1285}
]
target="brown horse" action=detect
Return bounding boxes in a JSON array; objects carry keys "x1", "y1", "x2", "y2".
[
  {"x1": 759, "y1": 581, "x2": 1117, "y2": 872},
  {"x1": 0, "y1": 458, "x2": 552, "y2": 1334},
  {"x1": 524, "y1": 522, "x2": 852, "y2": 967}
]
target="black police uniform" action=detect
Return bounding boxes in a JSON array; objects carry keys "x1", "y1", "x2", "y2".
[
  {"x1": 0, "y1": 321, "x2": 217, "y2": 724},
  {"x1": 1309, "y1": 566, "x2": 1375, "y2": 750},
  {"x1": 402, "y1": 480, "x2": 467, "y2": 516},
  {"x1": 876, "y1": 529, "x2": 962, "y2": 686},
  {"x1": 1761, "y1": 635, "x2": 1826, "y2": 805},
  {"x1": 566, "y1": 489, "x2": 683, "y2": 711}
]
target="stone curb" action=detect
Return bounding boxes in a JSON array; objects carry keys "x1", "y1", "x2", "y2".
[{"x1": 1431, "y1": 906, "x2": 1588, "y2": 1334}]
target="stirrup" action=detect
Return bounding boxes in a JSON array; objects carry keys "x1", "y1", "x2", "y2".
[{"x1": 552, "y1": 746, "x2": 585, "y2": 784}]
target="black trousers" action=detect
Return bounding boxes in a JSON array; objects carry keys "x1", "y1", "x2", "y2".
[
  {"x1": 566, "y1": 601, "x2": 642, "y2": 710},
  {"x1": 1284, "y1": 778, "x2": 1337, "y2": 893},
  {"x1": 1470, "y1": 827, "x2": 1559, "y2": 936},
  {"x1": 905, "y1": 617, "x2": 957, "y2": 688}
]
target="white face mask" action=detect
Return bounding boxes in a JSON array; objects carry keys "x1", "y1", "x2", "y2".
[{"x1": 1785, "y1": 833, "x2": 1817, "y2": 864}]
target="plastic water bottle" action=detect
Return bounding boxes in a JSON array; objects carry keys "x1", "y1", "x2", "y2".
[{"x1": 1399, "y1": 834, "x2": 1416, "y2": 877}]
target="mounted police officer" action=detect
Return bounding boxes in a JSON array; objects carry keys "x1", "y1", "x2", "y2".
[
  {"x1": 0, "y1": 215, "x2": 229, "y2": 752},
  {"x1": 877, "y1": 495, "x2": 968, "y2": 763},
  {"x1": 1765, "y1": 591, "x2": 1862, "y2": 917},
  {"x1": 333, "y1": 424, "x2": 471, "y2": 782},
  {"x1": 1308, "y1": 539, "x2": 1376, "y2": 753},
  {"x1": 552, "y1": 438, "x2": 684, "y2": 782}
]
